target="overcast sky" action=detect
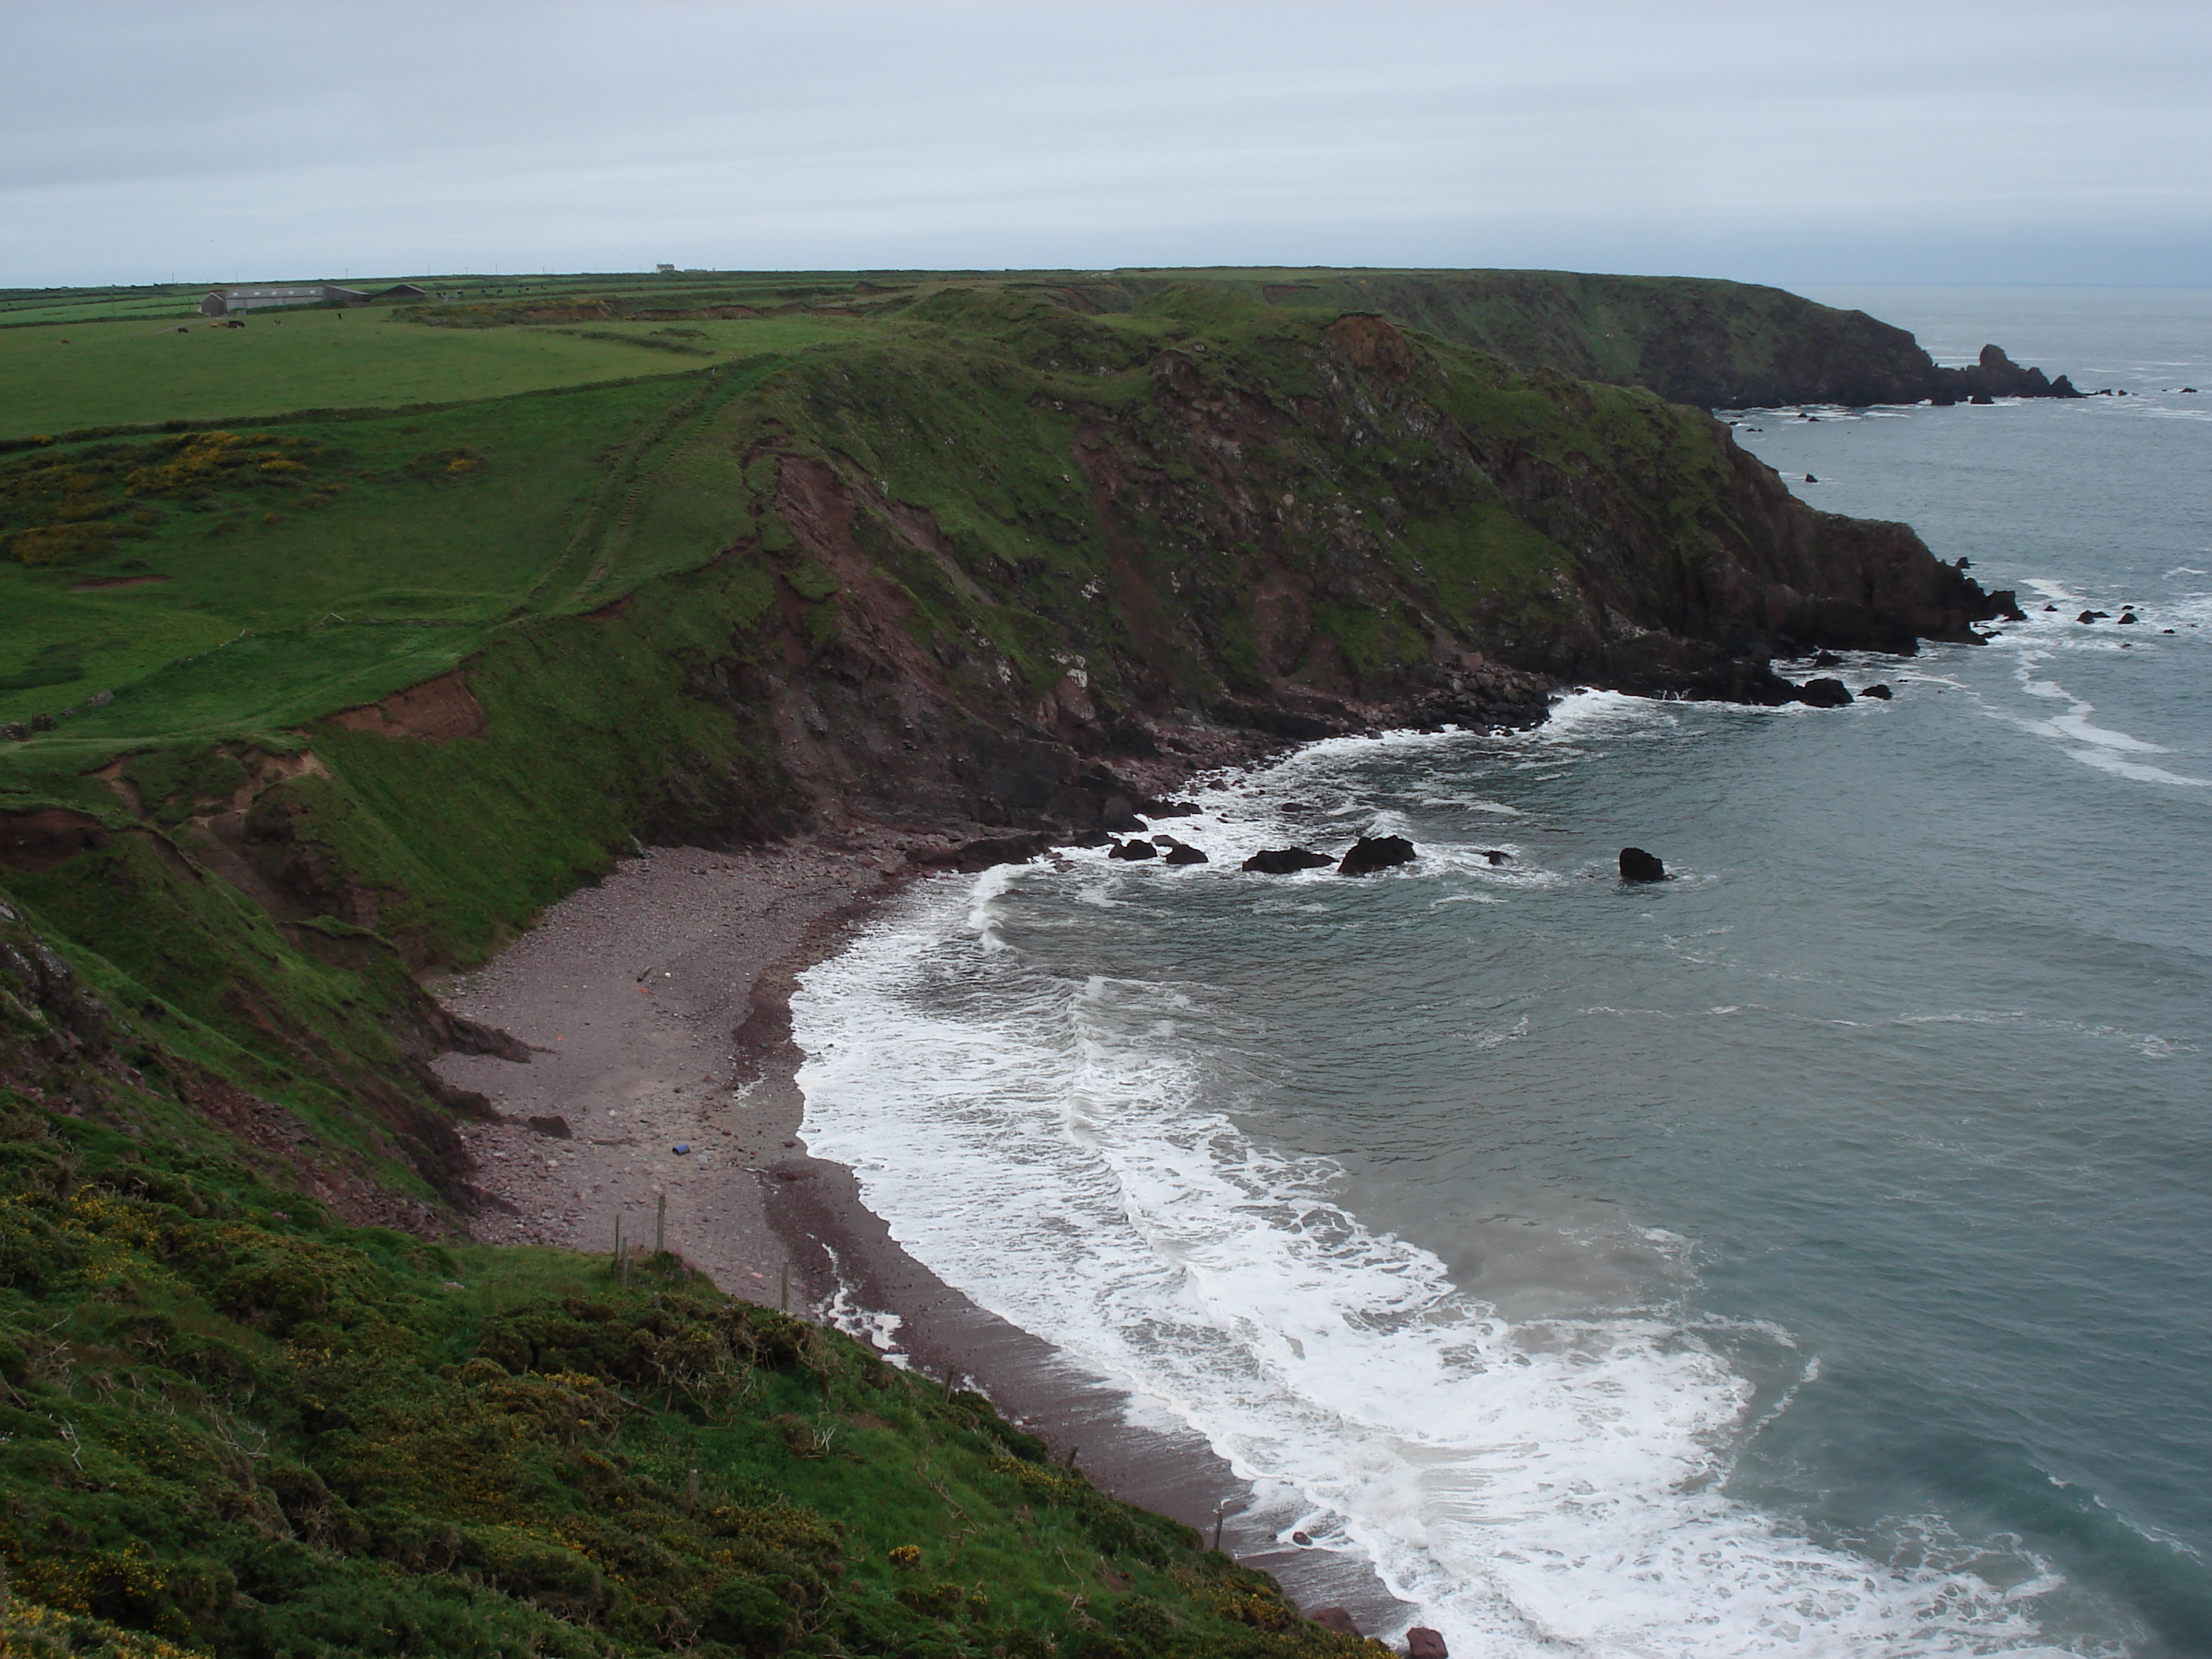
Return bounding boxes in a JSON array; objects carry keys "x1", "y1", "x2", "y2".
[{"x1": 5, "y1": 0, "x2": 2207, "y2": 290}]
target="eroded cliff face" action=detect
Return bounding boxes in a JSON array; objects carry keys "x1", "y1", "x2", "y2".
[{"x1": 715, "y1": 287, "x2": 2012, "y2": 833}]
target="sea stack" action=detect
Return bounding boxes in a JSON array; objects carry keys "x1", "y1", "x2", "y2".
[{"x1": 1620, "y1": 847, "x2": 1668, "y2": 882}]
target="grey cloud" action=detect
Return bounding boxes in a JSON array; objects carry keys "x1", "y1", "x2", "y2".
[{"x1": 3, "y1": 0, "x2": 2207, "y2": 286}]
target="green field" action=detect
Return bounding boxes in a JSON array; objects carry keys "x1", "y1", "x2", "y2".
[
  {"x1": 0, "y1": 305, "x2": 875, "y2": 439},
  {"x1": 0, "y1": 295, "x2": 889, "y2": 745}
]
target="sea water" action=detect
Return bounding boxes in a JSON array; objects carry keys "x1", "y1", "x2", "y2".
[{"x1": 792, "y1": 288, "x2": 2212, "y2": 1657}]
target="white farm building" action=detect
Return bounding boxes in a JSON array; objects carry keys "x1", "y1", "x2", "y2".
[{"x1": 199, "y1": 284, "x2": 368, "y2": 317}]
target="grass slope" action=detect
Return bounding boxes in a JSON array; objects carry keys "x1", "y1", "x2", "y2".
[{"x1": 0, "y1": 917, "x2": 1359, "y2": 1659}]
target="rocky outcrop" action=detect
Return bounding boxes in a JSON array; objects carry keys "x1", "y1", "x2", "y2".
[
  {"x1": 1928, "y1": 345, "x2": 2082, "y2": 405},
  {"x1": 1620, "y1": 848, "x2": 1667, "y2": 882},
  {"x1": 906, "y1": 832, "x2": 1053, "y2": 873},
  {"x1": 1339, "y1": 836, "x2": 1417, "y2": 876},
  {"x1": 1243, "y1": 848, "x2": 1335, "y2": 874}
]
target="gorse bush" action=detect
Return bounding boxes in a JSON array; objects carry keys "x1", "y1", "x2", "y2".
[{"x1": 0, "y1": 433, "x2": 354, "y2": 566}]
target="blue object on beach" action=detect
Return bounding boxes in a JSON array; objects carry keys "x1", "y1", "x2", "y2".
[{"x1": 674, "y1": 1143, "x2": 690, "y2": 1155}]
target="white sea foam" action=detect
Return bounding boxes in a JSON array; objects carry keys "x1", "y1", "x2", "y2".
[
  {"x1": 2004, "y1": 652, "x2": 2212, "y2": 786},
  {"x1": 793, "y1": 860, "x2": 2066, "y2": 1656},
  {"x1": 818, "y1": 1245, "x2": 912, "y2": 1367}
]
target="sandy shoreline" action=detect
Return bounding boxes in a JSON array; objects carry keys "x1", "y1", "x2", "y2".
[{"x1": 434, "y1": 804, "x2": 1417, "y2": 1637}]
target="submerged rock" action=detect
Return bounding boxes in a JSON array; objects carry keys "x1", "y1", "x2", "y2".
[
  {"x1": 1106, "y1": 838, "x2": 1156, "y2": 861},
  {"x1": 1620, "y1": 847, "x2": 1668, "y2": 882},
  {"x1": 1242, "y1": 848, "x2": 1333, "y2": 874},
  {"x1": 1481, "y1": 849, "x2": 1512, "y2": 865},
  {"x1": 2078, "y1": 610, "x2": 2108, "y2": 623},
  {"x1": 1155, "y1": 837, "x2": 1210, "y2": 865},
  {"x1": 1861, "y1": 683, "x2": 1894, "y2": 700},
  {"x1": 1339, "y1": 835, "x2": 1417, "y2": 876}
]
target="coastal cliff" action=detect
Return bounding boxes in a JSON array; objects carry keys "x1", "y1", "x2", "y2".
[
  {"x1": 0, "y1": 273, "x2": 2026, "y2": 1658},
  {"x1": 2, "y1": 278, "x2": 2020, "y2": 1201},
  {"x1": 1174, "y1": 270, "x2": 2085, "y2": 407}
]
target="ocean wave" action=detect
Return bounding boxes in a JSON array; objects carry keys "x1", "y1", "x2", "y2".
[
  {"x1": 1996, "y1": 652, "x2": 2211, "y2": 786},
  {"x1": 793, "y1": 873, "x2": 2065, "y2": 1656}
]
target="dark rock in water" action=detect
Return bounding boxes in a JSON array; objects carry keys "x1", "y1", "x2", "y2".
[
  {"x1": 1291, "y1": 1530, "x2": 1313, "y2": 1547},
  {"x1": 1149, "y1": 799, "x2": 1201, "y2": 819},
  {"x1": 909, "y1": 832, "x2": 1052, "y2": 873},
  {"x1": 1101, "y1": 795, "x2": 1149, "y2": 833},
  {"x1": 2118, "y1": 611, "x2": 2138, "y2": 624},
  {"x1": 1312, "y1": 1609, "x2": 1361, "y2": 1638},
  {"x1": 1794, "y1": 676, "x2": 1854, "y2": 707},
  {"x1": 1620, "y1": 847, "x2": 1668, "y2": 882},
  {"x1": 1481, "y1": 849, "x2": 1512, "y2": 865},
  {"x1": 1339, "y1": 835, "x2": 1417, "y2": 876},
  {"x1": 1407, "y1": 1629, "x2": 1449, "y2": 1659},
  {"x1": 526, "y1": 1115, "x2": 573, "y2": 1139},
  {"x1": 2044, "y1": 603, "x2": 2058, "y2": 611},
  {"x1": 1107, "y1": 838, "x2": 1156, "y2": 861},
  {"x1": 2078, "y1": 610, "x2": 2107, "y2": 623},
  {"x1": 1804, "y1": 472, "x2": 1818, "y2": 483},
  {"x1": 1158, "y1": 838, "x2": 1210, "y2": 865},
  {"x1": 1969, "y1": 391, "x2": 1996, "y2": 405},
  {"x1": 1070, "y1": 829, "x2": 1114, "y2": 848},
  {"x1": 1243, "y1": 847, "x2": 1333, "y2": 874},
  {"x1": 1813, "y1": 650, "x2": 1843, "y2": 667},
  {"x1": 1861, "y1": 683, "x2": 1894, "y2": 700}
]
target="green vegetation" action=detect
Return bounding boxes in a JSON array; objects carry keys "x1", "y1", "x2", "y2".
[
  {"x1": 0, "y1": 306, "x2": 874, "y2": 441},
  {"x1": 0, "y1": 1032, "x2": 1352, "y2": 1659}
]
